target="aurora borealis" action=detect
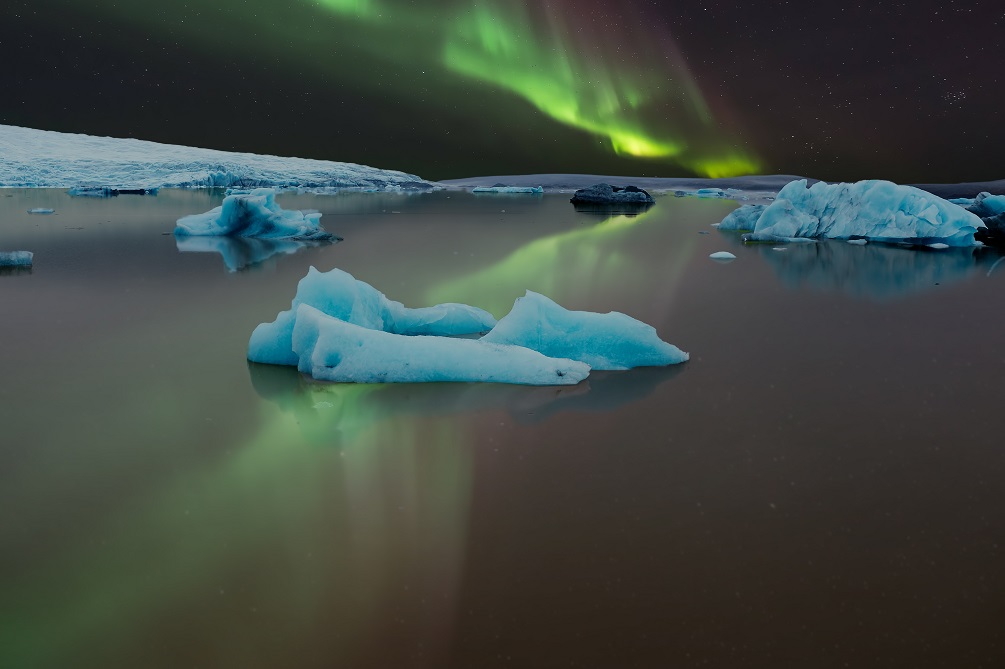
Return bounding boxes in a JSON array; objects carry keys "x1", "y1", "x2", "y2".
[{"x1": 2, "y1": 1, "x2": 1002, "y2": 186}]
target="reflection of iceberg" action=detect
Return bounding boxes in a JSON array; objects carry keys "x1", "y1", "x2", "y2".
[
  {"x1": 175, "y1": 235, "x2": 331, "y2": 272},
  {"x1": 752, "y1": 240, "x2": 1001, "y2": 299},
  {"x1": 248, "y1": 360, "x2": 684, "y2": 433}
]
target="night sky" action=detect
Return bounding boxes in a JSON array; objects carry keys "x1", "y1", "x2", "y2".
[{"x1": 2, "y1": 1, "x2": 1001, "y2": 182}]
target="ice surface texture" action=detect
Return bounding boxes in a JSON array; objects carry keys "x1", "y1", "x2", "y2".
[
  {"x1": 292, "y1": 305, "x2": 589, "y2": 385},
  {"x1": 0, "y1": 124, "x2": 434, "y2": 190},
  {"x1": 472, "y1": 186, "x2": 543, "y2": 194},
  {"x1": 0, "y1": 251, "x2": 33, "y2": 266},
  {"x1": 174, "y1": 189, "x2": 334, "y2": 240},
  {"x1": 481, "y1": 291, "x2": 688, "y2": 371},
  {"x1": 248, "y1": 267, "x2": 499, "y2": 366},
  {"x1": 719, "y1": 180, "x2": 985, "y2": 246}
]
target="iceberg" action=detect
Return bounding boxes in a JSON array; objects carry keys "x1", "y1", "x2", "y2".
[
  {"x1": 480, "y1": 291, "x2": 688, "y2": 370},
  {"x1": 719, "y1": 179, "x2": 986, "y2": 246},
  {"x1": 249, "y1": 266, "x2": 498, "y2": 366},
  {"x1": 67, "y1": 186, "x2": 158, "y2": 197},
  {"x1": 174, "y1": 189, "x2": 335, "y2": 240},
  {"x1": 0, "y1": 124, "x2": 435, "y2": 191},
  {"x1": 0, "y1": 251, "x2": 33, "y2": 266},
  {"x1": 965, "y1": 192, "x2": 1005, "y2": 246},
  {"x1": 291, "y1": 304, "x2": 590, "y2": 385},
  {"x1": 27, "y1": 208, "x2": 54, "y2": 215},
  {"x1": 472, "y1": 186, "x2": 543, "y2": 194}
]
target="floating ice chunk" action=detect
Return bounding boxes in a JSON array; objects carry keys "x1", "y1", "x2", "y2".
[
  {"x1": 718, "y1": 180, "x2": 985, "y2": 246},
  {"x1": 249, "y1": 266, "x2": 498, "y2": 366},
  {"x1": 174, "y1": 188, "x2": 334, "y2": 240},
  {"x1": 292, "y1": 304, "x2": 589, "y2": 385},
  {"x1": 772, "y1": 247, "x2": 787, "y2": 251},
  {"x1": 709, "y1": 251, "x2": 737, "y2": 260},
  {"x1": 847, "y1": 239, "x2": 868, "y2": 245},
  {"x1": 472, "y1": 186, "x2": 543, "y2": 194},
  {"x1": 697, "y1": 188, "x2": 726, "y2": 198},
  {"x1": 481, "y1": 291, "x2": 688, "y2": 371},
  {"x1": 0, "y1": 251, "x2": 33, "y2": 266},
  {"x1": 928, "y1": 242, "x2": 949, "y2": 249},
  {"x1": 968, "y1": 192, "x2": 1005, "y2": 217},
  {"x1": 27, "y1": 208, "x2": 54, "y2": 214},
  {"x1": 68, "y1": 186, "x2": 158, "y2": 197}
]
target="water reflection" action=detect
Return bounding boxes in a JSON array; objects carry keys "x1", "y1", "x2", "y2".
[
  {"x1": 249, "y1": 361, "x2": 685, "y2": 429},
  {"x1": 427, "y1": 208, "x2": 696, "y2": 317},
  {"x1": 175, "y1": 236, "x2": 336, "y2": 272},
  {"x1": 571, "y1": 202, "x2": 653, "y2": 217},
  {"x1": 744, "y1": 239, "x2": 1003, "y2": 299},
  {"x1": 1, "y1": 388, "x2": 473, "y2": 669},
  {"x1": 0, "y1": 266, "x2": 32, "y2": 277}
]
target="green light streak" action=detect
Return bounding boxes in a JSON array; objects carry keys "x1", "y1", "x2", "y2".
[
  {"x1": 443, "y1": 1, "x2": 683, "y2": 159},
  {"x1": 313, "y1": 0, "x2": 380, "y2": 19}
]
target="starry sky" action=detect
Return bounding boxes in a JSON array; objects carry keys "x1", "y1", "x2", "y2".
[{"x1": 1, "y1": 1, "x2": 1000, "y2": 182}]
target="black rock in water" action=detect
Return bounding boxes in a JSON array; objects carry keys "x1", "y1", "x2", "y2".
[{"x1": 570, "y1": 183, "x2": 655, "y2": 205}]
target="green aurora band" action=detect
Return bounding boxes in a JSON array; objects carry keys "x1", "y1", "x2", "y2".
[{"x1": 51, "y1": 0, "x2": 761, "y2": 176}]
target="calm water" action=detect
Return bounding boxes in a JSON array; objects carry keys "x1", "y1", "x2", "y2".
[{"x1": 1, "y1": 189, "x2": 1003, "y2": 668}]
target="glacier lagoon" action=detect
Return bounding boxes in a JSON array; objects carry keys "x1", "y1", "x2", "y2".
[{"x1": 2, "y1": 188, "x2": 1004, "y2": 669}]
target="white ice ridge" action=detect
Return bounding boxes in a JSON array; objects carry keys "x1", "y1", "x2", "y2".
[
  {"x1": 0, "y1": 251, "x2": 33, "y2": 266},
  {"x1": 292, "y1": 304, "x2": 590, "y2": 385},
  {"x1": 174, "y1": 189, "x2": 334, "y2": 239},
  {"x1": 718, "y1": 179, "x2": 986, "y2": 246},
  {"x1": 472, "y1": 186, "x2": 544, "y2": 194},
  {"x1": 480, "y1": 291, "x2": 689, "y2": 370},
  {"x1": 248, "y1": 267, "x2": 499, "y2": 366},
  {"x1": 0, "y1": 124, "x2": 435, "y2": 190}
]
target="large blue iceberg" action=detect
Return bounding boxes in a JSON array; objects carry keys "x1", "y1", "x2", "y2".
[
  {"x1": 249, "y1": 268, "x2": 688, "y2": 385},
  {"x1": 480, "y1": 291, "x2": 688, "y2": 370},
  {"x1": 292, "y1": 305, "x2": 589, "y2": 385},
  {"x1": 175, "y1": 189, "x2": 336, "y2": 240},
  {"x1": 248, "y1": 267, "x2": 498, "y2": 366},
  {"x1": 719, "y1": 179, "x2": 986, "y2": 246}
]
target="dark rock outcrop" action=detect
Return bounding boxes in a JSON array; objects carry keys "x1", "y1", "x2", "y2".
[
  {"x1": 570, "y1": 183, "x2": 655, "y2": 206},
  {"x1": 967, "y1": 192, "x2": 1005, "y2": 247}
]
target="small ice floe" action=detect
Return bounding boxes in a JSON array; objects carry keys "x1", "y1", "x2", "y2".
[
  {"x1": 928, "y1": 242, "x2": 950, "y2": 249},
  {"x1": 772, "y1": 247, "x2": 787, "y2": 251},
  {"x1": 847, "y1": 239, "x2": 868, "y2": 245},
  {"x1": 27, "y1": 208, "x2": 54, "y2": 215},
  {"x1": 0, "y1": 251, "x2": 33, "y2": 266},
  {"x1": 698, "y1": 231, "x2": 710, "y2": 235},
  {"x1": 709, "y1": 251, "x2": 737, "y2": 261}
]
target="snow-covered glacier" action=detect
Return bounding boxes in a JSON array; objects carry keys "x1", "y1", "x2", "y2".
[
  {"x1": 719, "y1": 179, "x2": 986, "y2": 246},
  {"x1": 0, "y1": 125, "x2": 435, "y2": 191}
]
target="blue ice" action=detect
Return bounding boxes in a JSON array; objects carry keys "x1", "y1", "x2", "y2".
[
  {"x1": 292, "y1": 304, "x2": 590, "y2": 385},
  {"x1": 248, "y1": 267, "x2": 498, "y2": 366},
  {"x1": 472, "y1": 186, "x2": 544, "y2": 194},
  {"x1": 0, "y1": 251, "x2": 33, "y2": 266},
  {"x1": 719, "y1": 180, "x2": 986, "y2": 246},
  {"x1": 174, "y1": 188, "x2": 335, "y2": 240},
  {"x1": 481, "y1": 291, "x2": 689, "y2": 370}
]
